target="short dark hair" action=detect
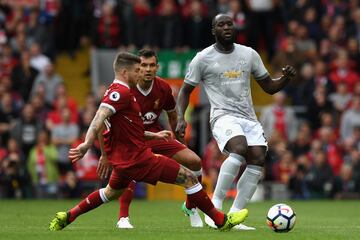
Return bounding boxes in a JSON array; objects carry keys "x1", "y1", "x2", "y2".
[
  {"x1": 113, "y1": 52, "x2": 140, "y2": 73},
  {"x1": 138, "y1": 49, "x2": 158, "y2": 63}
]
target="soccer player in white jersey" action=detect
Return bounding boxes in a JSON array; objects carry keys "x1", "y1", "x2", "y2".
[{"x1": 176, "y1": 14, "x2": 296, "y2": 230}]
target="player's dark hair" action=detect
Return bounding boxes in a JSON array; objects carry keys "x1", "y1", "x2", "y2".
[
  {"x1": 113, "y1": 52, "x2": 141, "y2": 73},
  {"x1": 138, "y1": 49, "x2": 158, "y2": 63}
]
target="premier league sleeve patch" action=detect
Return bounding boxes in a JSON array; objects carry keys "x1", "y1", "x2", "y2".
[{"x1": 109, "y1": 91, "x2": 120, "y2": 101}]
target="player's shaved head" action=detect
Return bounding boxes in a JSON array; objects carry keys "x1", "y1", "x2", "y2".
[
  {"x1": 113, "y1": 52, "x2": 141, "y2": 73},
  {"x1": 212, "y1": 14, "x2": 233, "y2": 27}
]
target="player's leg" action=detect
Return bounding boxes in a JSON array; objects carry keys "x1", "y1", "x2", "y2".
[
  {"x1": 153, "y1": 156, "x2": 248, "y2": 231},
  {"x1": 204, "y1": 116, "x2": 248, "y2": 228},
  {"x1": 172, "y1": 148, "x2": 202, "y2": 181},
  {"x1": 171, "y1": 148, "x2": 204, "y2": 227},
  {"x1": 230, "y1": 146, "x2": 266, "y2": 212},
  {"x1": 226, "y1": 146, "x2": 265, "y2": 231},
  {"x1": 117, "y1": 180, "x2": 136, "y2": 229},
  {"x1": 228, "y1": 120, "x2": 267, "y2": 230},
  {"x1": 212, "y1": 136, "x2": 247, "y2": 209},
  {"x1": 49, "y1": 169, "x2": 127, "y2": 231},
  {"x1": 49, "y1": 184, "x2": 124, "y2": 231},
  {"x1": 149, "y1": 139, "x2": 204, "y2": 227},
  {"x1": 150, "y1": 139, "x2": 202, "y2": 182},
  {"x1": 115, "y1": 140, "x2": 200, "y2": 228},
  {"x1": 210, "y1": 116, "x2": 248, "y2": 210},
  {"x1": 204, "y1": 136, "x2": 247, "y2": 228}
]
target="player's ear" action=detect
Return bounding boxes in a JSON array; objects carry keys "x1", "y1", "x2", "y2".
[
  {"x1": 156, "y1": 63, "x2": 160, "y2": 71},
  {"x1": 120, "y1": 68, "x2": 127, "y2": 77},
  {"x1": 211, "y1": 27, "x2": 215, "y2": 36}
]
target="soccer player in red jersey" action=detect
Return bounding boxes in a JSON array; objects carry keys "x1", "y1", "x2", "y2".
[
  {"x1": 97, "y1": 49, "x2": 203, "y2": 228},
  {"x1": 48, "y1": 52, "x2": 248, "y2": 231}
]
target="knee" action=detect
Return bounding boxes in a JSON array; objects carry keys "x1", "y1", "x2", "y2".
[
  {"x1": 248, "y1": 153, "x2": 266, "y2": 166},
  {"x1": 230, "y1": 144, "x2": 248, "y2": 156},
  {"x1": 104, "y1": 185, "x2": 121, "y2": 201},
  {"x1": 187, "y1": 155, "x2": 202, "y2": 171}
]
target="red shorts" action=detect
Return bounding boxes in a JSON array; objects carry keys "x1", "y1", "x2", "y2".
[
  {"x1": 146, "y1": 139, "x2": 187, "y2": 158},
  {"x1": 109, "y1": 153, "x2": 180, "y2": 190}
]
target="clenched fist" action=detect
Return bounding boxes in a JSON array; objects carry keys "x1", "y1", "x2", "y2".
[{"x1": 282, "y1": 65, "x2": 296, "y2": 80}]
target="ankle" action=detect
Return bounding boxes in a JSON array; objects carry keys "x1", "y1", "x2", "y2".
[{"x1": 215, "y1": 214, "x2": 227, "y2": 228}]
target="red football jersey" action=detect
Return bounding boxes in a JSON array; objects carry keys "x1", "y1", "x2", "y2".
[
  {"x1": 131, "y1": 76, "x2": 176, "y2": 132},
  {"x1": 100, "y1": 79, "x2": 152, "y2": 168}
]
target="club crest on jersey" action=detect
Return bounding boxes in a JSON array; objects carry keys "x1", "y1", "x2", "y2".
[
  {"x1": 239, "y1": 59, "x2": 246, "y2": 65},
  {"x1": 142, "y1": 112, "x2": 157, "y2": 124},
  {"x1": 109, "y1": 92, "x2": 120, "y2": 101}
]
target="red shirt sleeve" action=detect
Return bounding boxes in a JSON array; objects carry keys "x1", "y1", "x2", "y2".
[
  {"x1": 100, "y1": 85, "x2": 130, "y2": 113},
  {"x1": 162, "y1": 84, "x2": 176, "y2": 112}
]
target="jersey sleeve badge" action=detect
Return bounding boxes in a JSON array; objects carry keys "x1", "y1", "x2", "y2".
[{"x1": 109, "y1": 92, "x2": 121, "y2": 101}]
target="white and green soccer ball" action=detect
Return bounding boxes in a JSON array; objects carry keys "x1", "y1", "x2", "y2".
[{"x1": 266, "y1": 203, "x2": 296, "y2": 232}]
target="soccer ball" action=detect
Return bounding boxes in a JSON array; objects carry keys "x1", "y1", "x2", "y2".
[{"x1": 266, "y1": 203, "x2": 296, "y2": 232}]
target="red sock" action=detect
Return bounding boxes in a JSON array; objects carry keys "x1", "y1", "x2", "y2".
[
  {"x1": 186, "y1": 175, "x2": 203, "y2": 209},
  {"x1": 68, "y1": 190, "x2": 105, "y2": 222},
  {"x1": 119, "y1": 181, "x2": 136, "y2": 219},
  {"x1": 187, "y1": 189, "x2": 225, "y2": 226},
  {"x1": 185, "y1": 195, "x2": 197, "y2": 209}
]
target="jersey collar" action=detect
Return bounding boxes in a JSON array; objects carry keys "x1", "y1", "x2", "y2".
[
  {"x1": 113, "y1": 79, "x2": 130, "y2": 89},
  {"x1": 136, "y1": 80, "x2": 154, "y2": 96}
]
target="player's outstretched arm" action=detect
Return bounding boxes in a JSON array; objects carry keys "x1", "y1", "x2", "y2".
[
  {"x1": 69, "y1": 106, "x2": 113, "y2": 163},
  {"x1": 257, "y1": 65, "x2": 296, "y2": 95},
  {"x1": 175, "y1": 83, "x2": 195, "y2": 141}
]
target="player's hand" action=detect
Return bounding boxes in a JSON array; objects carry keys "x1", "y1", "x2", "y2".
[
  {"x1": 69, "y1": 142, "x2": 89, "y2": 163},
  {"x1": 282, "y1": 65, "x2": 296, "y2": 80},
  {"x1": 155, "y1": 130, "x2": 173, "y2": 141},
  {"x1": 175, "y1": 118, "x2": 187, "y2": 143},
  {"x1": 97, "y1": 155, "x2": 112, "y2": 179}
]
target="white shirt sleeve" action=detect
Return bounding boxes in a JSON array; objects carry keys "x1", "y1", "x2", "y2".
[
  {"x1": 251, "y1": 49, "x2": 269, "y2": 80},
  {"x1": 184, "y1": 53, "x2": 202, "y2": 86}
]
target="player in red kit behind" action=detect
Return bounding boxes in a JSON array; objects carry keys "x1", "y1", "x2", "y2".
[
  {"x1": 97, "y1": 49, "x2": 204, "y2": 228},
  {"x1": 49, "y1": 52, "x2": 248, "y2": 231}
]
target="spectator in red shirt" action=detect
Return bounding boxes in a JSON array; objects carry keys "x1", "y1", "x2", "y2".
[
  {"x1": 318, "y1": 126, "x2": 343, "y2": 176},
  {"x1": 93, "y1": 2, "x2": 120, "y2": 48},
  {"x1": 272, "y1": 150, "x2": 295, "y2": 184},
  {"x1": 329, "y1": 49, "x2": 359, "y2": 92},
  {"x1": 260, "y1": 91, "x2": 298, "y2": 142}
]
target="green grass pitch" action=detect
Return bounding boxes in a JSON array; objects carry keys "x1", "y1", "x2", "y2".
[{"x1": 1, "y1": 199, "x2": 359, "y2": 240}]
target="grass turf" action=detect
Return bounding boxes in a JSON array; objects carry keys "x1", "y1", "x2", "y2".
[{"x1": 0, "y1": 199, "x2": 359, "y2": 240}]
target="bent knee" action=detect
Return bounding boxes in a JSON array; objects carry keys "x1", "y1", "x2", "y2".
[
  {"x1": 248, "y1": 153, "x2": 266, "y2": 166},
  {"x1": 174, "y1": 150, "x2": 202, "y2": 171},
  {"x1": 230, "y1": 145, "x2": 248, "y2": 156},
  {"x1": 104, "y1": 185, "x2": 122, "y2": 200},
  {"x1": 187, "y1": 155, "x2": 202, "y2": 171},
  {"x1": 247, "y1": 147, "x2": 267, "y2": 166}
]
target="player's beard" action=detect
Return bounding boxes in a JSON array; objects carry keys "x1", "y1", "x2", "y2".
[
  {"x1": 219, "y1": 35, "x2": 234, "y2": 46},
  {"x1": 143, "y1": 73, "x2": 155, "y2": 83},
  {"x1": 144, "y1": 76, "x2": 153, "y2": 82},
  {"x1": 215, "y1": 31, "x2": 235, "y2": 51}
]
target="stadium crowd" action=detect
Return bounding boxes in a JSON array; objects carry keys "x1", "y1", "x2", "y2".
[{"x1": 0, "y1": 0, "x2": 359, "y2": 200}]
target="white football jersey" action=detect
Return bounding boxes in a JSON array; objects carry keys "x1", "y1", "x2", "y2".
[{"x1": 184, "y1": 43, "x2": 269, "y2": 126}]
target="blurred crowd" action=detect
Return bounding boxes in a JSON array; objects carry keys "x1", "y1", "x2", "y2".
[{"x1": 0, "y1": 0, "x2": 359, "y2": 200}]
